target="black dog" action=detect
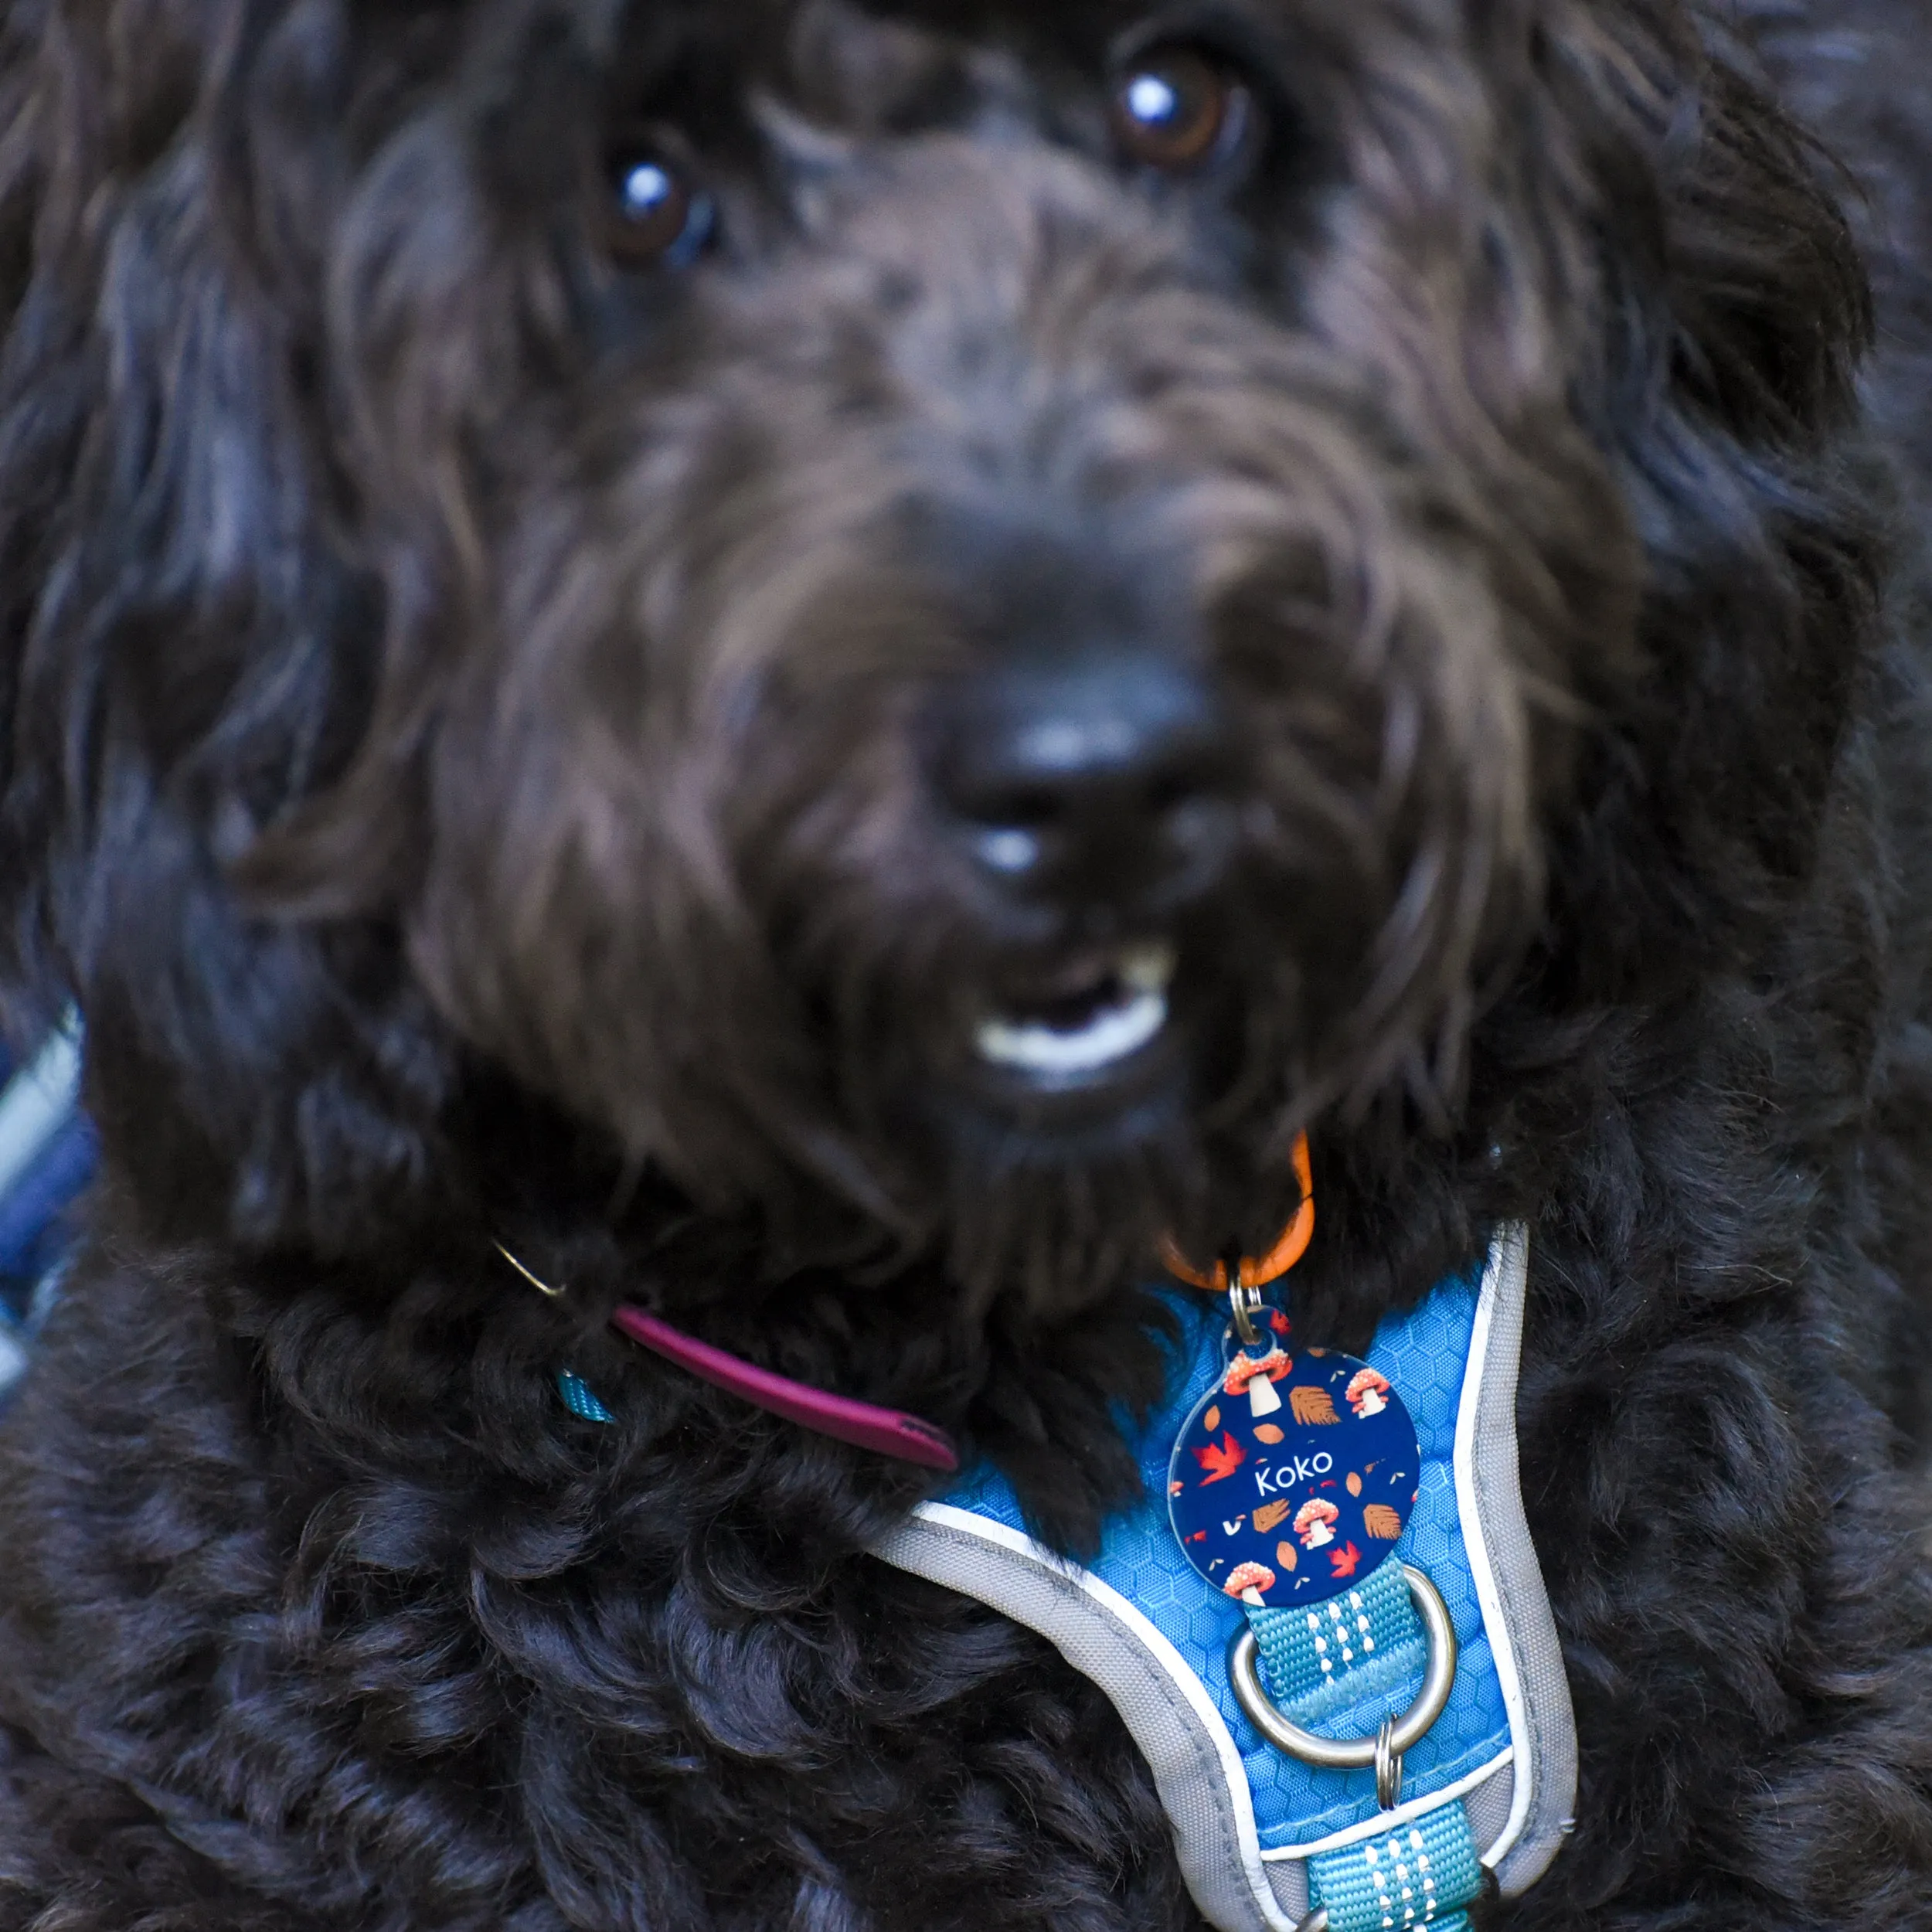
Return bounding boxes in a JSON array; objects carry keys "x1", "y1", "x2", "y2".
[{"x1": 2, "y1": 0, "x2": 1932, "y2": 1925}]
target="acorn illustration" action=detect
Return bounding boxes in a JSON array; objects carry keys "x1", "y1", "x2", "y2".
[
  {"x1": 1345, "y1": 1367, "x2": 1393, "y2": 1418},
  {"x1": 1223, "y1": 1560, "x2": 1277, "y2": 1607},
  {"x1": 1294, "y1": 1498, "x2": 1341, "y2": 1549}
]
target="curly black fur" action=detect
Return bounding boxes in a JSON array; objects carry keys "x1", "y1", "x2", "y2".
[{"x1": 0, "y1": 0, "x2": 1930, "y2": 1926}]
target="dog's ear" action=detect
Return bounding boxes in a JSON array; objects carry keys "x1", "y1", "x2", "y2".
[
  {"x1": 1552, "y1": 2, "x2": 1870, "y2": 446},
  {"x1": 1528, "y1": 0, "x2": 1879, "y2": 983},
  {"x1": 0, "y1": 3, "x2": 463, "y2": 1252},
  {"x1": 0, "y1": 0, "x2": 71, "y2": 1043}
]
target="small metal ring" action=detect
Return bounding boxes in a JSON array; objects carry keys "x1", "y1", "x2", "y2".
[
  {"x1": 1373, "y1": 1714, "x2": 1402, "y2": 1810},
  {"x1": 1229, "y1": 1279, "x2": 1264, "y2": 1346},
  {"x1": 1226, "y1": 1564, "x2": 1458, "y2": 1769}
]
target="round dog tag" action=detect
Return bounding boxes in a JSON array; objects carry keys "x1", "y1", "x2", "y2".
[{"x1": 1167, "y1": 1321, "x2": 1420, "y2": 1611}]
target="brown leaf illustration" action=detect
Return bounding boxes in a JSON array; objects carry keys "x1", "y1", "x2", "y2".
[
  {"x1": 1362, "y1": 1503, "x2": 1403, "y2": 1539},
  {"x1": 1289, "y1": 1386, "x2": 1341, "y2": 1426},
  {"x1": 1277, "y1": 1542, "x2": 1298, "y2": 1571},
  {"x1": 1253, "y1": 1423, "x2": 1284, "y2": 1444},
  {"x1": 1203, "y1": 1406, "x2": 1221, "y2": 1434},
  {"x1": 1346, "y1": 1472, "x2": 1362, "y2": 1497},
  {"x1": 1253, "y1": 1500, "x2": 1291, "y2": 1535}
]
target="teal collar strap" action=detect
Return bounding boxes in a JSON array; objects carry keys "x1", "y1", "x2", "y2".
[{"x1": 870, "y1": 1227, "x2": 1576, "y2": 1932}]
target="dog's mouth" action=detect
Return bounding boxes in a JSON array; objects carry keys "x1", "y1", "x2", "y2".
[{"x1": 971, "y1": 940, "x2": 1179, "y2": 1087}]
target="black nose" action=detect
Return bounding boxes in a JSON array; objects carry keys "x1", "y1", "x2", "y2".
[{"x1": 932, "y1": 651, "x2": 1236, "y2": 905}]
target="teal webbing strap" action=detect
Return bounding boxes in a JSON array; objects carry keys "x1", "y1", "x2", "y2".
[
  {"x1": 1246, "y1": 1555, "x2": 1482, "y2": 1930},
  {"x1": 556, "y1": 1369, "x2": 616, "y2": 1423},
  {"x1": 1247, "y1": 1556, "x2": 1426, "y2": 1730},
  {"x1": 1307, "y1": 1806, "x2": 1481, "y2": 1932}
]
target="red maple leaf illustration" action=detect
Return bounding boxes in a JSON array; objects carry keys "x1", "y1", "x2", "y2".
[
  {"x1": 1328, "y1": 1541, "x2": 1363, "y2": 1578},
  {"x1": 1193, "y1": 1432, "x2": 1246, "y2": 1484}
]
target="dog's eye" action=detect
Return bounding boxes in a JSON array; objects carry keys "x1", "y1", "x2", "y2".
[
  {"x1": 604, "y1": 148, "x2": 716, "y2": 269},
  {"x1": 1110, "y1": 46, "x2": 1247, "y2": 172}
]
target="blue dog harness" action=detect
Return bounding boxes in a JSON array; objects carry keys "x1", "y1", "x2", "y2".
[{"x1": 872, "y1": 1229, "x2": 1575, "y2": 1932}]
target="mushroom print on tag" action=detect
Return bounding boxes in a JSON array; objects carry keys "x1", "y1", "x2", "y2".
[{"x1": 1168, "y1": 1332, "x2": 1420, "y2": 1609}]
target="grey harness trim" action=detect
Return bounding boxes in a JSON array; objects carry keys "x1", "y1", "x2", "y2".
[{"x1": 869, "y1": 1227, "x2": 1576, "y2": 1932}]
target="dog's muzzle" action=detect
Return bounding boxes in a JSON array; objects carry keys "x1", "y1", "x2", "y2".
[{"x1": 930, "y1": 645, "x2": 1238, "y2": 1100}]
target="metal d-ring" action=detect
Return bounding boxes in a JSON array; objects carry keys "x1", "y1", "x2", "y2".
[{"x1": 1226, "y1": 1564, "x2": 1458, "y2": 1775}]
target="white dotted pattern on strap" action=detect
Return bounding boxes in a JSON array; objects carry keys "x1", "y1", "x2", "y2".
[{"x1": 1357, "y1": 1828, "x2": 1446, "y2": 1930}]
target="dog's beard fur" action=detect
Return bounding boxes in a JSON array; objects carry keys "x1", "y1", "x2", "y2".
[{"x1": 192, "y1": 0, "x2": 1658, "y2": 1319}]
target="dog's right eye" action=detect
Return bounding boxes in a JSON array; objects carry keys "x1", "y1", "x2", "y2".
[
  {"x1": 603, "y1": 148, "x2": 716, "y2": 270},
  {"x1": 1110, "y1": 46, "x2": 1249, "y2": 174}
]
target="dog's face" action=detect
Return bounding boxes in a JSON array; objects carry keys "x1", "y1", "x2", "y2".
[
  {"x1": 276, "y1": 0, "x2": 1635, "y2": 1289},
  {"x1": 0, "y1": 0, "x2": 1866, "y2": 1308}
]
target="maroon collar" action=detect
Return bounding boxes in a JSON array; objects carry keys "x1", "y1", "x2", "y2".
[
  {"x1": 500, "y1": 1243, "x2": 958, "y2": 1471},
  {"x1": 609, "y1": 1304, "x2": 960, "y2": 1473}
]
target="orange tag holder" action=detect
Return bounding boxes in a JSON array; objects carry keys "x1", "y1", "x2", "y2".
[{"x1": 1161, "y1": 1131, "x2": 1315, "y2": 1293}]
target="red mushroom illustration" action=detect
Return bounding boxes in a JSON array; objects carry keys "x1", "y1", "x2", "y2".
[
  {"x1": 1345, "y1": 1367, "x2": 1392, "y2": 1418},
  {"x1": 1294, "y1": 1498, "x2": 1342, "y2": 1549},
  {"x1": 1223, "y1": 1560, "x2": 1277, "y2": 1607},
  {"x1": 1223, "y1": 1347, "x2": 1292, "y2": 1418}
]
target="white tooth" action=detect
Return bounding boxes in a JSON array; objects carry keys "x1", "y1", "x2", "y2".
[{"x1": 974, "y1": 987, "x2": 1169, "y2": 1077}]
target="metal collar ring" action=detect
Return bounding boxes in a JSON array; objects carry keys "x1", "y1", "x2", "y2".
[{"x1": 1225, "y1": 1563, "x2": 1458, "y2": 1768}]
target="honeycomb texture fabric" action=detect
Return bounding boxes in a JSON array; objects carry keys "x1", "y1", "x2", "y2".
[{"x1": 869, "y1": 1228, "x2": 1575, "y2": 1932}]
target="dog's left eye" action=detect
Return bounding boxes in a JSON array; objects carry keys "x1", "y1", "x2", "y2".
[
  {"x1": 604, "y1": 148, "x2": 716, "y2": 270},
  {"x1": 1110, "y1": 46, "x2": 1249, "y2": 172}
]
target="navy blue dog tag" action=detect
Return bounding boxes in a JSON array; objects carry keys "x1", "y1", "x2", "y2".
[{"x1": 1167, "y1": 1315, "x2": 1420, "y2": 1610}]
